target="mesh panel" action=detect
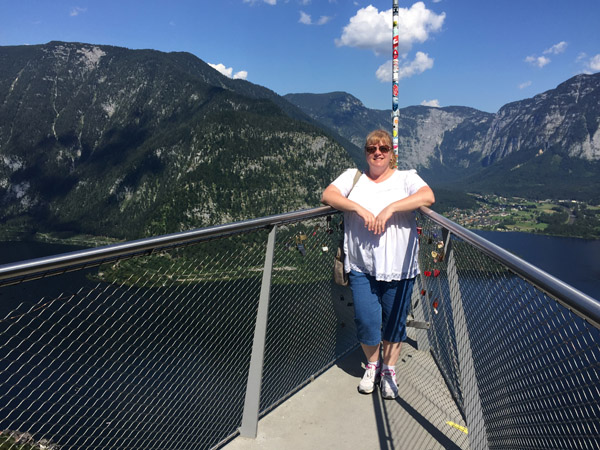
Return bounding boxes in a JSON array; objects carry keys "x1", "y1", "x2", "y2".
[
  {"x1": 260, "y1": 217, "x2": 357, "y2": 411},
  {"x1": 0, "y1": 215, "x2": 359, "y2": 449},
  {"x1": 0, "y1": 235, "x2": 266, "y2": 450},
  {"x1": 417, "y1": 211, "x2": 600, "y2": 450},
  {"x1": 1, "y1": 209, "x2": 598, "y2": 450}
]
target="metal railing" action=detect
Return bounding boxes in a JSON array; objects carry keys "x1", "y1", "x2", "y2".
[
  {"x1": 0, "y1": 206, "x2": 599, "y2": 449},
  {"x1": 414, "y1": 207, "x2": 600, "y2": 450}
]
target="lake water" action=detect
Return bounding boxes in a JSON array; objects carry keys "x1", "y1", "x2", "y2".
[
  {"x1": 473, "y1": 230, "x2": 600, "y2": 300},
  {"x1": 2, "y1": 231, "x2": 599, "y2": 300},
  {"x1": 0, "y1": 234, "x2": 598, "y2": 447}
]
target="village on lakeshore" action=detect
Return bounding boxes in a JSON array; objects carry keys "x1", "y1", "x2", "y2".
[{"x1": 444, "y1": 194, "x2": 600, "y2": 239}]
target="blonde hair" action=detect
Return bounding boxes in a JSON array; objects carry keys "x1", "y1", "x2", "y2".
[{"x1": 365, "y1": 129, "x2": 392, "y2": 148}]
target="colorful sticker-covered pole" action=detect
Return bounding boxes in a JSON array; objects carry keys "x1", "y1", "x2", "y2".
[{"x1": 392, "y1": 0, "x2": 399, "y2": 167}]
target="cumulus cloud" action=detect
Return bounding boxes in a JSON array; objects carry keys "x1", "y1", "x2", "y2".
[
  {"x1": 208, "y1": 63, "x2": 248, "y2": 80},
  {"x1": 421, "y1": 99, "x2": 440, "y2": 107},
  {"x1": 543, "y1": 41, "x2": 567, "y2": 55},
  {"x1": 70, "y1": 7, "x2": 87, "y2": 17},
  {"x1": 299, "y1": 11, "x2": 311, "y2": 25},
  {"x1": 576, "y1": 52, "x2": 587, "y2": 63},
  {"x1": 335, "y1": 2, "x2": 445, "y2": 56},
  {"x1": 525, "y1": 55, "x2": 550, "y2": 68},
  {"x1": 243, "y1": 0, "x2": 276, "y2": 5},
  {"x1": 525, "y1": 42, "x2": 567, "y2": 69},
  {"x1": 299, "y1": 11, "x2": 331, "y2": 25},
  {"x1": 518, "y1": 81, "x2": 532, "y2": 89},
  {"x1": 375, "y1": 51, "x2": 434, "y2": 82},
  {"x1": 581, "y1": 54, "x2": 600, "y2": 73},
  {"x1": 375, "y1": 61, "x2": 392, "y2": 82}
]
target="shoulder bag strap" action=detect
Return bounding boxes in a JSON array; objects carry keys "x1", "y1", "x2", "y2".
[{"x1": 348, "y1": 169, "x2": 362, "y2": 196}]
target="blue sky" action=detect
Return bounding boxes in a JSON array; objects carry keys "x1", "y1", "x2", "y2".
[{"x1": 1, "y1": 0, "x2": 599, "y2": 113}]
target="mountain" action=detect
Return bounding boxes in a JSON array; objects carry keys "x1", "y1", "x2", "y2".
[
  {"x1": 285, "y1": 73, "x2": 600, "y2": 202},
  {"x1": 283, "y1": 92, "x2": 390, "y2": 157},
  {"x1": 0, "y1": 41, "x2": 353, "y2": 239},
  {"x1": 2, "y1": 41, "x2": 599, "y2": 242}
]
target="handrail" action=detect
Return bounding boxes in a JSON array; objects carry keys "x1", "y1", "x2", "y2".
[
  {"x1": 2, "y1": 205, "x2": 598, "y2": 328},
  {"x1": 0, "y1": 206, "x2": 337, "y2": 283},
  {"x1": 419, "y1": 206, "x2": 600, "y2": 329}
]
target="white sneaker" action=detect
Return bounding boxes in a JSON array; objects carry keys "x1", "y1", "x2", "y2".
[
  {"x1": 380, "y1": 369, "x2": 398, "y2": 399},
  {"x1": 358, "y1": 363, "x2": 380, "y2": 394}
]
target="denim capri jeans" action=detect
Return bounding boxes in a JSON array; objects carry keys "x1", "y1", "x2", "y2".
[{"x1": 348, "y1": 270, "x2": 415, "y2": 346}]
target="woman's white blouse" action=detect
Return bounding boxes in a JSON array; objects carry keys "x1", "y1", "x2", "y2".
[{"x1": 331, "y1": 168, "x2": 428, "y2": 281}]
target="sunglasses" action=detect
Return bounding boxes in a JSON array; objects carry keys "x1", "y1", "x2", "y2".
[{"x1": 365, "y1": 145, "x2": 391, "y2": 154}]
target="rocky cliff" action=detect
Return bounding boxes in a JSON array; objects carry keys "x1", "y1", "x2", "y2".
[{"x1": 285, "y1": 73, "x2": 600, "y2": 199}]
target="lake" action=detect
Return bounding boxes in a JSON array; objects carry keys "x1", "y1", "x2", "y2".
[
  {"x1": 2, "y1": 230, "x2": 599, "y2": 300},
  {"x1": 473, "y1": 230, "x2": 600, "y2": 301}
]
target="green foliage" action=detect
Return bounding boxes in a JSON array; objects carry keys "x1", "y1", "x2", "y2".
[
  {"x1": 0, "y1": 42, "x2": 352, "y2": 240},
  {"x1": 537, "y1": 210, "x2": 569, "y2": 225},
  {"x1": 428, "y1": 188, "x2": 479, "y2": 213},
  {"x1": 0, "y1": 434, "x2": 44, "y2": 450}
]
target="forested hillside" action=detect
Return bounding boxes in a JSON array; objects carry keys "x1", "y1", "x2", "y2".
[{"x1": 0, "y1": 42, "x2": 352, "y2": 239}]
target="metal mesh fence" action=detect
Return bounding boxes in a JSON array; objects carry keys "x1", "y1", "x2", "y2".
[
  {"x1": 1, "y1": 208, "x2": 599, "y2": 449},
  {"x1": 0, "y1": 233, "x2": 267, "y2": 449},
  {"x1": 260, "y1": 216, "x2": 357, "y2": 412},
  {"x1": 416, "y1": 211, "x2": 600, "y2": 450},
  {"x1": 0, "y1": 213, "x2": 358, "y2": 450}
]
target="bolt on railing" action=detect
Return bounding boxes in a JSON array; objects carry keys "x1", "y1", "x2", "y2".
[{"x1": 0, "y1": 206, "x2": 598, "y2": 449}]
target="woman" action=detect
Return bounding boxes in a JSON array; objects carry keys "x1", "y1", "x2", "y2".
[{"x1": 321, "y1": 129, "x2": 434, "y2": 399}]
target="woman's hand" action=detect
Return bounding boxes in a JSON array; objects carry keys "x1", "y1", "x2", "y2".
[
  {"x1": 372, "y1": 186, "x2": 435, "y2": 234},
  {"x1": 355, "y1": 206, "x2": 376, "y2": 232},
  {"x1": 373, "y1": 206, "x2": 394, "y2": 235}
]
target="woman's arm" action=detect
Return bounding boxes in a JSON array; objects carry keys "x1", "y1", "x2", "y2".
[
  {"x1": 373, "y1": 186, "x2": 435, "y2": 235},
  {"x1": 321, "y1": 184, "x2": 377, "y2": 231}
]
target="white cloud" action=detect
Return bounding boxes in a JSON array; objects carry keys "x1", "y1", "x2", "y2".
[
  {"x1": 70, "y1": 7, "x2": 87, "y2": 17},
  {"x1": 586, "y1": 54, "x2": 600, "y2": 72},
  {"x1": 375, "y1": 60, "x2": 392, "y2": 81},
  {"x1": 299, "y1": 11, "x2": 331, "y2": 25},
  {"x1": 525, "y1": 42, "x2": 568, "y2": 69},
  {"x1": 335, "y1": 2, "x2": 445, "y2": 56},
  {"x1": 376, "y1": 51, "x2": 434, "y2": 82},
  {"x1": 209, "y1": 63, "x2": 248, "y2": 80},
  {"x1": 299, "y1": 11, "x2": 312, "y2": 25},
  {"x1": 421, "y1": 99, "x2": 440, "y2": 107},
  {"x1": 576, "y1": 52, "x2": 587, "y2": 63},
  {"x1": 518, "y1": 81, "x2": 532, "y2": 89},
  {"x1": 575, "y1": 52, "x2": 600, "y2": 74},
  {"x1": 243, "y1": 0, "x2": 276, "y2": 5},
  {"x1": 525, "y1": 55, "x2": 550, "y2": 68},
  {"x1": 543, "y1": 41, "x2": 567, "y2": 55}
]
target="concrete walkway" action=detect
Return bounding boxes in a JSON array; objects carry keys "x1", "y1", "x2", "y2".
[{"x1": 224, "y1": 343, "x2": 470, "y2": 450}]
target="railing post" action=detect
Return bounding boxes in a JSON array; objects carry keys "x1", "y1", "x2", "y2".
[
  {"x1": 239, "y1": 225, "x2": 277, "y2": 438},
  {"x1": 409, "y1": 275, "x2": 431, "y2": 351},
  {"x1": 445, "y1": 230, "x2": 488, "y2": 450}
]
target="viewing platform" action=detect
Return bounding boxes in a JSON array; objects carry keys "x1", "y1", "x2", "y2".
[
  {"x1": 0, "y1": 206, "x2": 598, "y2": 449},
  {"x1": 225, "y1": 343, "x2": 469, "y2": 450}
]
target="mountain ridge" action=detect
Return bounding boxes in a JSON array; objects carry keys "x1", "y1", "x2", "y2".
[
  {"x1": 0, "y1": 41, "x2": 353, "y2": 239},
  {"x1": 1, "y1": 41, "x2": 599, "y2": 241},
  {"x1": 285, "y1": 72, "x2": 600, "y2": 201}
]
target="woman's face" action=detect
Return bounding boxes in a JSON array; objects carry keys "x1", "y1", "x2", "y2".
[{"x1": 365, "y1": 140, "x2": 392, "y2": 171}]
